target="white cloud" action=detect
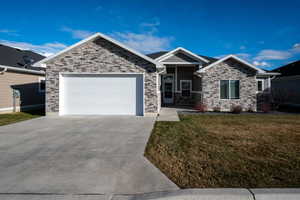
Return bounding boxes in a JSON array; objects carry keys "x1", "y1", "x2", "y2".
[
  {"x1": 254, "y1": 49, "x2": 292, "y2": 61},
  {"x1": 0, "y1": 29, "x2": 19, "y2": 36},
  {"x1": 140, "y1": 19, "x2": 160, "y2": 34},
  {"x1": 239, "y1": 45, "x2": 246, "y2": 50},
  {"x1": 111, "y1": 19, "x2": 173, "y2": 53},
  {"x1": 0, "y1": 40, "x2": 67, "y2": 57},
  {"x1": 291, "y1": 43, "x2": 300, "y2": 53},
  {"x1": 112, "y1": 32, "x2": 173, "y2": 53},
  {"x1": 234, "y1": 53, "x2": 251, "y2": 59},
  {"x1": 253, "y1": 61, "x2": 271, "y2": 67},
  {"x1": 61, "y1": 27, "x2": 95, "y2": 39},
  {"x1": 293, "y1": 43, "x2": 300, "y2": 48}
]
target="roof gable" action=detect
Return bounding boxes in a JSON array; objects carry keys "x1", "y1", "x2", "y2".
[
  {"x1": 198, "y1": 55, "x2": 265, "y2": 73},
  {"x1": 155, "y1": 47, "x2": 210, "y2": 63},
  {"x1": 163, "y1": 52, "x2": 199, "y2": 63},
  {"x1": 33, "y1": 33, "x2": 160, "y2": 67}
]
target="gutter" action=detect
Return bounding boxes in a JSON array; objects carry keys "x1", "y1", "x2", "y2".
[
  {"x1": 0, "y1": 66, "x2": 7, "y2": 74},
  {"x1": 0, "y1": 65, "x2": 45, "y2": 75}
]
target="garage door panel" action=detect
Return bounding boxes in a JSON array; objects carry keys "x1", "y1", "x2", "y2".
[{"x1": 60, "y1": 74, "x2": 143, "y2": 115}]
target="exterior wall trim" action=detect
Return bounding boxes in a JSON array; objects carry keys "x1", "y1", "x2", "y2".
[
  {"x1": 0, "y1": 65, "x2": 45, "y2": 75},
  {"x1": 34, "y1": 32, "x2": 160, "y2": 68},
  {"x1": 198, "y1": 55, "x2": 265, "y2": 73},
  {"x1": 155, "y1": 47, "x2": 209, "y2": 63}
]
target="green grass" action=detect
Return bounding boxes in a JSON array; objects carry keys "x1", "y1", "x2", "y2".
[
  {"x1": 0, "y1": 109, "x2": 44, "y2": 126},
  {"x1": 145, "y1": 114, "x2": 300, "y2": 188}
]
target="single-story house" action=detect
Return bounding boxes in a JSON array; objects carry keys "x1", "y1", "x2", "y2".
[
  {"x1": 0, "y1": 44, "x2": 45, "y2": 113},
  {"x1": 272, "y1": 60, "x2": 300, "y2": 105},
  {"x1": 34, "y1": 32, "x2": 278, "y2": 116}
]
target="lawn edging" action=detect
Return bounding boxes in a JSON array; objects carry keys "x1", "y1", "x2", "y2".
[{"x1": 113, "y1": 188, "x2": 300, "y2": 200}]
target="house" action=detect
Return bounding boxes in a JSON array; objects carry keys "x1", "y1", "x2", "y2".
[
  {"x1": 34, "y1": 32, "x2": 278, "y2": 116},
  {"x1": 272, "y1": 60, "x2": 300, "y2": 105},
  {"x1": 0, "y1": 44, "x2": 45, "y2": 113}
]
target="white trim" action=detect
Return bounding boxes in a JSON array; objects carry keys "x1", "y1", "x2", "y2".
[
  {"x1": 58, "y1": 72, "x2": 145, "y2": 116},
  {"x1": 256, "y1": 78, "x2": 264, "y2": 92},
  {"x1": 219, "y1": 80, "x2": 240, "y2": 100},
  {"x1": 155, "y1": 47, "x2": 209, "y2": 63},
  {"x1": 59, "y1": 73, "x2": 64, "y2": 116},
  {"x1": 38, "y1": 77, "x2": 45, "y2": 93},
  {"x1": 33, "y1": 32, "x2": 161, "y2": 68},
  {"x1": 257, "y1": 72, "x2": 281, "y2": 76},
  {"x1": 0, "y1": 104, "x2": 44, "y2": 112},
  {"x1": 180, "y1": 80, "x2": 192, "y2": 97},
  {"x1": 161, "y1": 62, "x2": 201, "y2": 65},
  {"x1": 0, "y1": 65, "x2": 45, "y2": 75},
  {"x1": 198, "y1": 55, "x2": 265, "y2": 73},
  {"x1": 175, "y1": 66, "x2": 178, "y2": 92},
  {"x1": 191, "y1": 91, "x2": 202, "y2": 94}
]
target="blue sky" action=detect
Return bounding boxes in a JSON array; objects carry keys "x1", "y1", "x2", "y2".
[{"x1": 1, "y1": 0, "x2": 300, "y2": 69}]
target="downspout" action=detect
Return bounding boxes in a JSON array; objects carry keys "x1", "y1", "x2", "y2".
[{"x1": 0, "y1": 67, "x2": 7, "y2": 74}]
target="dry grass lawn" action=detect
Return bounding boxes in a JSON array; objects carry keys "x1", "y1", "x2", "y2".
[{"x1": 145, "y1": 114, "x2": 300, "y2": 188}]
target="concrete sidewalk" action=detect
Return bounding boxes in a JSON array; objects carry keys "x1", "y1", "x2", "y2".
[{"x1": 157, "y1": 107, "x2": 180, "y2": 121}]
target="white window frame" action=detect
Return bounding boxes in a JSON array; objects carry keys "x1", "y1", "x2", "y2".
[
  {"x1": 39, "y1": 77, "x2": 45, "y2": 93},
  {"x1": 180, "y1": 80, "x2": 192, "y2": 97},
  {"x1": 256, "y1": 78, "x2": 264, "y2": 92},
  {"x1": 219, "y1": 80, "x2": 240, "y2": 100}
]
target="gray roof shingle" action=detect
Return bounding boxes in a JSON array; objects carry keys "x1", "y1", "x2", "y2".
[{"x1": 0, "y1": 44, "x2": 45, "y2": 71}]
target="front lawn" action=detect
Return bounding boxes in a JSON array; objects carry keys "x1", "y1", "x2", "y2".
[
  {"x1": 145, "y1": 114, "x2": 300, "y2": 188},
  {"x1": 0, "y1": 109, "x2": 44, "y2": 126}
]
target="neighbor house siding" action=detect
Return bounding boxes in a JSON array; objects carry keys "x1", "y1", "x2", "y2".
[
  {"x1": 0, "y1": 71, "x2": 45, "y2": 113},
  {"x1": 46, "y1": 37, "x2": 158, "y2": 114},
  {"x1": 202, "y1": 58, "x2": 257, "y2": 111}
]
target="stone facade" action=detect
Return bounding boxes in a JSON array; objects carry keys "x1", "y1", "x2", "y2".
[
  {"x1": 45, "y1": 37, "x2": 158, "y2": 114},
  {"x1": 201, "y1": 58, "x2": 257, "y2": 111}
]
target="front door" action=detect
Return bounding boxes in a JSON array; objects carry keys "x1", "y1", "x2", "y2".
[{"x1": 162, "y1": 74, "x2": 174, "y2": 104}]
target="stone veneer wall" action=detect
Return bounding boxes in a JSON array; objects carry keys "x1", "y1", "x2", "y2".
[
  {"x1": 202, "y1": 58, "x2": 257, "y2": 111},
  {"x1": 46, "y1": 37, "x2": 158, "y2": 114}
]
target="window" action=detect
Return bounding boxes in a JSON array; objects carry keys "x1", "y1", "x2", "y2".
[
  {"x1": 180, "y1": 80, "x2": 192, "y2": 97},
  {"x1": 39, "y1": 77, "x2": 45, "y2": 93},
  {"x1": 220, "y1": 80, "x2": 240, "y2": 99},
  {"x1": 257, "y1": 80, "x2": 263, "y2": 92}
]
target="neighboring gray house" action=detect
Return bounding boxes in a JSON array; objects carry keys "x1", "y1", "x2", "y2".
[
  {"x1": 272, "y1": 60, "x2": 300, "y2": 105},
  {"x1": 34, "y1": 32, "x2": 278, "y2": 116}
]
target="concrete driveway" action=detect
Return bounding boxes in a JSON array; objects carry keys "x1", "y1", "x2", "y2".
[{"x1": 0, "y1": 116, "x2": 178, "y2": 195}]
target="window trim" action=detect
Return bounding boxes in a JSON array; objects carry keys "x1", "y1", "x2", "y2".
[
  {"x1": 256, "y1": 79, "x2": 264, "y2": 92},
  {"x1": 219, "y1": 80, "x2": 240, "y2": 100},
  {"x1": 180, "y1": 80, "x2": 192, "y2": 97},
  {"x1": 39, "y1": 77, "x2": 45, "y2": 93}
]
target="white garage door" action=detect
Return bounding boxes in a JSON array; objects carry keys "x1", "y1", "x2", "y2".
[{"x1": 60, "y1": 74, "x2": 144, "y2": 116}]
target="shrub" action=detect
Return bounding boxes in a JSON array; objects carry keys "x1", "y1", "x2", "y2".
[
  {"x1": 247, "y1": 107, "x2": 255, "y2": 113},
  {"x1": 213, "y1": 106, "x2": 221, "y2": 112},
  {"x1": 261, "y1": 103, "x2": 271, "y2": 113},
  {"x1": 194, "y1": 103, "x2": 207, "y2": 112},
  {"x1": 231, "y1": 105, "x2": 242, "y2": 114}
]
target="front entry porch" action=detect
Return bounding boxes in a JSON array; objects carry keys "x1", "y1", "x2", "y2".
[{"x1": 160, "y1": 65, "x2": 202, "y2": 106}]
